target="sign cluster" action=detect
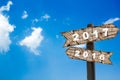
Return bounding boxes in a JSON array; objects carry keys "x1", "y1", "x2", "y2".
[{"x1": 62, "y1": 24, "x2": 119, "y2": 64}]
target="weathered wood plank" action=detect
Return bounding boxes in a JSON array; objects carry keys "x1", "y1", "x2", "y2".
[
  {"x1": 62, "y1": 24, "x2": 119, "y2": 47},
  {"x1": 66, "y1": 47, "x2": 112, "y2": 64}
]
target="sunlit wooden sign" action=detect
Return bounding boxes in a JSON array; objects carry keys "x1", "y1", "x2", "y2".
[
  {"x1": 62, "y1": 24, "x2": 119, "y2": 64},
  {"x1": 62, "y1": 24, "x2": 119, "y2": 47},
  {"x1": 66, "y1": 47, "x2": 112, "y2": 64}
]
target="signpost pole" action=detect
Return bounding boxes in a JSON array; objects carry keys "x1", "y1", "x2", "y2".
[{"x1": 87, "y1": 24, "x2": 95, "y2": 80}]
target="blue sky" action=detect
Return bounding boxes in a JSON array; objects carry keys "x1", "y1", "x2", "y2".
[{"x1": 0, "y1": 0, "x2": 120, "y2": 80}]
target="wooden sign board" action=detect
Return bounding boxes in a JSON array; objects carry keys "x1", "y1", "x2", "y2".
[
  {"x1": 62, "y1": 24, "x2": 119, "y2": 47},
  {"x1": 66, "y1": 47, "x2": 112, "y2": 64}
]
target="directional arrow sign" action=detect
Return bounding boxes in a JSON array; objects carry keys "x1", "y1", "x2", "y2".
[
  {"x1": 66, "y1": 47, "x2": 112, "y2": 64},
  {"x1": 62, "y1": 24, "x2": 119, "y2": 47}
]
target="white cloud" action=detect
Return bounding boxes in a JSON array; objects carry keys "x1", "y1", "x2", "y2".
[
  {"x1": 19, "y1": 27, "x2": 43, "y2": 55},
  {"x1": 22, "y1": 11, "x2": 28, "y2": 19},
  {"x1": 103, "y1": 17, "x2": 120, "y2": 24},
  {"x1": 73, "y1": 44, "x2": 86, "y2": 48},
  {"x1": 33, "y1": 18, "x2": 39, "y2": 22},
  {"x1": 32, "y1": 18, "x2": 39, "y2": 24},
  {"x1": 0, "y1": 1, "x2": 15, "y2": 53},
  {"x1": 41, "y1": 14, "x2": 50, "y2": 21},
  {"x1": 0, "y1": 1, "x2": 13, "y2": 12}
]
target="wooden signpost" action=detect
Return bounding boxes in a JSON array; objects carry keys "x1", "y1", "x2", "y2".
[
  {"x1": 62, "y1": 24, "x2": 119, "y2": 47},
  {"x1": 61, "y1": 24, "x2": 119, "y2": 80},
  {"x1": 66, "y1": 47, "x2": 112, "y2": 64}
]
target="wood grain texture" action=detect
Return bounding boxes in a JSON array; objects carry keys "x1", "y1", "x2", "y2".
[
  {"x1": 66, "y1": 47, "x2": 112, "y2": 64},
  {"x1": 62, "y1": 24, "x2": 119, "y2": 47}
]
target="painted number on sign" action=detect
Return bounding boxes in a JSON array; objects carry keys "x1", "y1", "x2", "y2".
[
  {"x1": 72, "y1": 28, "x2": 108, "y2": 41},
  {"x1": 74, "y1": 50, "x2": 105, "y2": 61}
]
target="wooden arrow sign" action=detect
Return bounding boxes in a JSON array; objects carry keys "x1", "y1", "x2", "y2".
[
  {"x1": 66, "y1": 47, "x2": 112, "y2": 64},
  {"x1": 62, "y1": 24, "x2": 119, "y2": 47}
]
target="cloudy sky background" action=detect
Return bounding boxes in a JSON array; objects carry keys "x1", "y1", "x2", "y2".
[{"x1": 0, "y1": 0, "x2": 120, "y2": 80}]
